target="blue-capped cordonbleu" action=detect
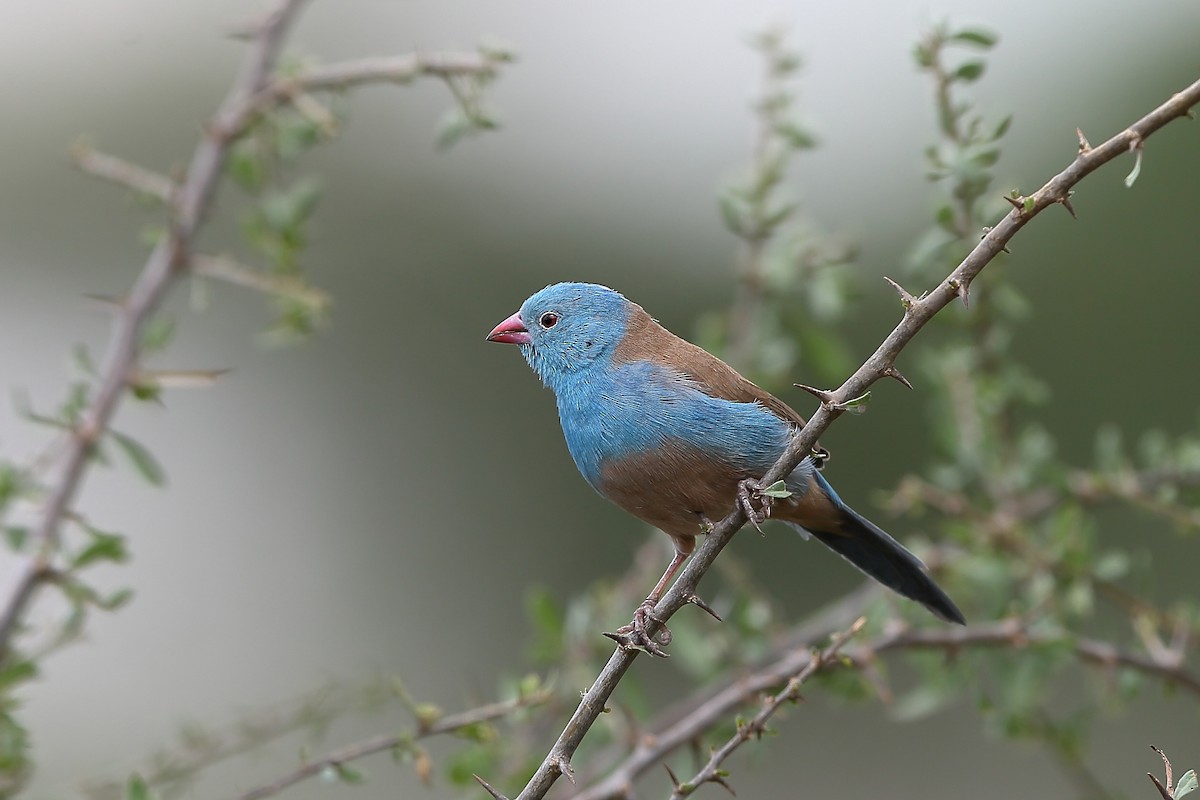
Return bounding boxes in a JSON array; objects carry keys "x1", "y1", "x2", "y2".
[{"x1": 487, "y1": 282, "x2": 964, "y2": 653}]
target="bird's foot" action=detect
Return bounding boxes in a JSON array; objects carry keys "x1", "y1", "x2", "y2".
[
  {"x1": 737, "y1": 477, "x2": 773, "y2": 533},
  {"x1": 604, "y1": 598, "x2": 672, "y2": 657}
]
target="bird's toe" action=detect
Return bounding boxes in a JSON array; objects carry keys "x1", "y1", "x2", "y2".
[{"x1": 604, "y1": 599, "x2": 672, "y2": 657}]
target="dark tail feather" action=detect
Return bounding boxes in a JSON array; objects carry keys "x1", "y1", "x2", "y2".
[{"x1": 808, "y1": 504, "x2": 965, "y2": 625}]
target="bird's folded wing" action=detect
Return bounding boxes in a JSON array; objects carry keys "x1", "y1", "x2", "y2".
[{"x1": 613, "y1": 304, "x2": 830, "y2": 462}]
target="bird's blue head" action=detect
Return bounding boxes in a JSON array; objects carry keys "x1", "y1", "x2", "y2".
[{"x1": 486, "y1": 282, "x2": 631, "y2": 391}]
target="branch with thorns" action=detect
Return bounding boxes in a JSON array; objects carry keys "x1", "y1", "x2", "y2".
[
  {"x1": 1148, "y1": 746, "x2": 1197, "y2": 800},
  {"x1": 496, "y1": 75, "x2": 1200, "y2": 800},
  {"x1": 0, "y1": 0, "x2": 511, "y2": 660},
  {"x1": 236, "y1": 688, "x2": 552, "y2": 800},
  {"x1": 569, "y1": 609, "x2": 1200, "y2": 800},
  {"x1": 666, "y1": 618, "x2": 866, "y2": 799}
]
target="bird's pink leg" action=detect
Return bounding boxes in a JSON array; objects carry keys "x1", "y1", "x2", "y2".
[
  {"x1": 643, "y1": 549, "x2": 690, "y2": 611},
  {"x1": 605, "y1": 548, "x2": 689, "y2": 657}
]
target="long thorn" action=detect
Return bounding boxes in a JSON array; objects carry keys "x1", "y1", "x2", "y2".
[
  {"x1": 883, "y1": 276, "x2": 916, "y2": 309},
  {"x1": 556, "y1": 755, "x2": 576, "y2": 784},
  {"x1": 793, "y1": 383, "x2": 837, "y2": 405},
  {"x1": 949, "y1": 278, "x2": 970, "y2": 309},
  {"x1": 1060, "y1": 194, "x2": 1077, "y2": 219},
  {"x1": 882, "y1": 365, "x2": 913, "y2": 390},
  {"x1": 686, "y1": 593, "x2": 723, "y2": 622},
  {"x1": 473, "y1": 774, "x2": 511, "y2": 800}
]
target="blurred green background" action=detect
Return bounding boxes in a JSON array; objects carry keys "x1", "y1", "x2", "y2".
[{"x1": 1, "y1": 0, "x2": 1198, "y2": 797}]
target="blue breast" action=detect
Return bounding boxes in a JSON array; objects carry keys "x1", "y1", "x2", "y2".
[{"x1": 554, "y1": 359, "x2": 797, "y2": 492}]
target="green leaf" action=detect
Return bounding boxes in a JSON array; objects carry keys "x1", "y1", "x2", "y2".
[
  {"x1": 454, "y1": 721, "x2": 497, "y2": 744},
  {"x1": 518, "y1": 671, "x2": 544, "y2": 699},
  {"x1": 129, "y1": 380, "x2": 163, "y2": 404},
  {"x1": 110, "y1": 431, "x2": 167, "y2": 486},
  {"x1": 1124, "y1": 146, "x2": 1142, "y2": 188},
  {"x1": 1175, "y1": 769, "x2": 1197, "y2": 800},
  {"x1": 73, "y1": 344, "x2": 96, "y2": 376},
  {"x1": 333, "y1": 764, "x2": 364, "y2": 784},
  {"x1": 88, "y1": 441, "x2": 112, "y2": 467},
  {"x1": 525, "y1": 588, "x2": 564, "y2": 663},
  {"x1": 227, "y1": 139, "x2": 266, "y2": 193},
  {"x1": 839, "y1": 390, "x2": 872, "y2": 414},
  {"x1": 446, "y1": 744, "x2": 496, "y2": 786},
  {"x1": 414, "y1": 703, "x2": 442, "y2": 728},
  {"x1": 0, "y1": 463, "x2": 20, "y2": 509},
  {"x1": 971, "y1": 147, "x2": 1000, "y2": 168},
  {"x1": 759, "y1": 480, "x2": 793, "y2": 499},
  {"x1": 97, "y1": 588, "x2": 135, "y2": 611},
  {"x1": 935, "y1": 204, "x2": 957, "y2": 233},
  {"x1": 141, "y1": 316, "x2": 176, "y2": 353},
  {"x1": 758, "y1": 201, "x2": 797, "y2": 234},
  {"x1": 59, "y1": 381, "x2": 90, "y2": 424},
  {"x1": 274, "y1": 114, "x2": 323, "y2": 162},
  {"x1": 5, "y1": 527, "x2": 28, "y2": 552},
  {"x1": 992, "y1": 114, "x2": 1013, "y2": 141},
  {"x1": 14, "y1": 389, "x2": 69, "y2": 430},
  {"x1": 950, "y1": 29, "x2": 998, "y2": 48},
  {"x1": 776, "y1": 120, "x2": 818, "y2": 150},
  {"x1": 126, "y1": 773, "x2": 152, "y2": 800},
  {"x1": 912, "y1": 42, "x2": 934, "y2": 69},
  {"x1": 718, "y1": 190, "x2": 751, "y2": 236},
  {"x1": 478, "y1": 36, "x2": 518, "y2": 63},
  {"x1": 435, "y1": 108, "x2": 473, "y2": 150},
  {"x1": 952, "y1": 61, "x2": 986, "y2": 82},
  {"x1": 0, "y1": 659, "x2": 37, "y2": 691},
  {"x1": 261, "y1": 177, "x2": 323, "y2": 234},
  {"x1": 71, "y1": 530, "x2": 129, "y2": 569}
]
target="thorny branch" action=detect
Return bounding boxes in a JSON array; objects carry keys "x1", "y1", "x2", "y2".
[
  {"x1": 235, "y1": 690, "x2": 552, "y2": 800},
  {"x1": 668, "y1": 618, "x2": 866, "y2": 799},
  {"x1": 69, "y1": 144, "x2": 176, "y2": 202},
  {"x1": 570, "y1": 613, "x2": 1200, "y2": 799},
  {"x1": 0, "y1": 0, "x2": 310, "y2": 660},
  {"x1": 507, "y1": 76, "x2": 1200, "y2": 800},
  {"x1": 0, "y1": 0, "x2": 511, "y2": 658},
  {"x1": 567, "y1": 585, "x2": 879, "y2": 799},
  {"x1": 190, "y1": 254, "x2": 330, "y2": 314}
]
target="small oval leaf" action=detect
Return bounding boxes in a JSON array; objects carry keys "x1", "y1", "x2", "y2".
[{"x1": 110, "y1": 431, "x2": 167, "y2": 487}]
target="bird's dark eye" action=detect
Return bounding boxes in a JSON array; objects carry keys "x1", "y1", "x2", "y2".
[{"x1": 539, "y1": 312, "x2": 559, "y2": 329}]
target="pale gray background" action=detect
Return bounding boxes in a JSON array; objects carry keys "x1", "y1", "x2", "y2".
[{"x1": 1, "y1": 1, "x2": 1198, "y2": 798}]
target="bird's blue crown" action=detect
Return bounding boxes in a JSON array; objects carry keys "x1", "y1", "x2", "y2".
[{"x1": 516, "y1": 282, "x2": 631, "y2": 392}]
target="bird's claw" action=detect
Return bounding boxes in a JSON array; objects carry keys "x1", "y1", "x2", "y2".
[
  {"x1": 737, "y1": 478, "x2": 773, "y2": 533},
  {"x1": 604, "y1": 599, "x2": 672, "y2": 657}
]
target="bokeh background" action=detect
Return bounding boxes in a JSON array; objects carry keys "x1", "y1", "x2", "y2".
[{"x1": 1, "y1": 1, "x2": 1198, "y2": 798}]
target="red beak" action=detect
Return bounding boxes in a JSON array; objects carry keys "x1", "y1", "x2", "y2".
[{"x1": 486, "y1": 311, "x2": 532, "y2": 345}]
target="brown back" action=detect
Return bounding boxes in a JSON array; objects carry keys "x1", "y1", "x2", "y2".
[{"x1": 613, "y1": 303, "x2": 829, "y2": 460}]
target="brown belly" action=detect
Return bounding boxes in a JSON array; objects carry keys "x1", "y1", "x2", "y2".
[
  {"x1": 597, "y1": 442, "x2": 751, "y2": 543},
  {"x1": 597, "y1": 441, "x2": 838, "y2": 547}
]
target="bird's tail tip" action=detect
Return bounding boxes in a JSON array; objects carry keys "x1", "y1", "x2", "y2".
[
  {"x1": 921, "y1": 585, "x2": 966, "y2": 625},
  {"x1": 806, "y1": 504, "x2": 966, "y2": 626}
]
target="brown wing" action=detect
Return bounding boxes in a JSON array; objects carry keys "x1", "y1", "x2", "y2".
[{"x1": 613, "y1": 303, "x2": 830, "y2": 462}]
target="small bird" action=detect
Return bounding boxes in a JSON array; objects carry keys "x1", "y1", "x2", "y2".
[{"x1": 487, "y1": 282, "x2": 963, "y2": 653}]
